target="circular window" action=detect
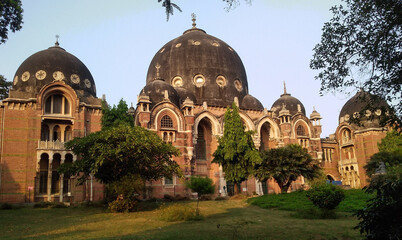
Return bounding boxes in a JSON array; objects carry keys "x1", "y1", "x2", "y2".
[
  {"x1": 70, "y1": 74, "x2": 80, "y2": 84},
  {"x1": 344, "y1": 114, "x2": 350, "y2": 121},
  {"x1": 212, "y1": 42, "x2": 220, "y2": 47},
  {"x1": 160, "y1": 48, "x2": 165, "y2": 53},
  {"x1": 35, "y1": 70, "x2": 46, "y2": 80},
  {"x1": 13, "y1": 76, "x2": 18, "y2": 85},
  {"x1": 192, "y1": 40, "x2": 201, "y2": 45},
  {"x1": 353, "y1": 112, "x2": 360, "y2": 118},
  {"x1": 175, "y1": 43, "x2": 182, "y2": 48},
  {"x1": 216, "y1": 76, "x2": 227, "y2": 87},
  {"x1": 171, "y1": 76, "x2": 183, "y2": 87},
  {"x1": 375, "y1": 109, "x2": 382, "y2": 116},
  {"x1": 21, "y1": 71, "x2": 30, "y2": 82},
  {"x1": 365, "y1": 110, "x2": 372, "y2": 117},
  {"x1": 234, "y1": 79, "x2": 243, "y2": 92},
  {"x1": 84, "y1": 79, "x2": 91, "y2": 88},
  {"x1": 193, "y1": 74, "x2": 205, "y2": 87},
  {"x1": 53, "y1": 71, "x2": 64, "y2": 81}
]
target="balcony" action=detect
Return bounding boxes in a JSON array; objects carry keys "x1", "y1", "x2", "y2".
[
  {"x1": 37, "y1": 140, "x2": 66, "y2": 150},
  {"x1": 341, "y1": 139, "x2": 354, "y2": 147}
]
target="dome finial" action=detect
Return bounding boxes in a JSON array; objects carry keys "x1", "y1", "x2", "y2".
[
  {"x1": 283, "y1": 81, "x2": 287, "y2": 94},
  {"x1": 55, "y1": 34, "x2": 60, "y2": 46},
  {"x1": 191, "y1": 13, "x2": 197, "y2": 28}
]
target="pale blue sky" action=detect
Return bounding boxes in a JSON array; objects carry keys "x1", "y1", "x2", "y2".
[{"x1": 0, "y1": 0, "x2": 350, "y2": 137}]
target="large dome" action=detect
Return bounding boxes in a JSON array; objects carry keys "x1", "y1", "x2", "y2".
[
  {"x1": 11, "y1": 43, "x2": 96, "y2": 99},
  {"x1": 146, "y1": 25, "x2": 248, "y2": 108},
  {"x1": 339, "y1": 90, "x2": 389, "y2": 125}
]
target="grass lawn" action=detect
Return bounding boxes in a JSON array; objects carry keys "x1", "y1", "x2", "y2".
[{"x1": 0, "y1": 198, "x2": 363, "y2": 240}]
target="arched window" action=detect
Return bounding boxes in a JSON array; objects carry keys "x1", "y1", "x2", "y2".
[
  {"x1": 196, "y1": 125, "x2": 206, "y2": 160},
  {"x1": 64, "y1": 126, "x2": 72, "y2": 142},
  {"x1": 53, "y1": 125, "x2": 61, "y2": 141},
  {"x1": 161, "y1": 115, "x2": 173, "y2": 129},
  {"x1": 39, "y1": 153, "x2": 49, "y2": 194},
  {"x1": 342, "y1": 129, "x2": 352, "y2": 143},
  {"x1": 63, "y1": 154, "x2": 73, "y2": 194},
  {"x1": 51, "y1": 154, "x2": 61, "y2": 194},
  {"x1": 44, "y1": 94, "x2": 70, "y2": 115},
  {"x1": 41, "y1": 124, "x2": 50, "y2": 141},
  {"x1": 296, "y1": 125, "x2": 305, "y2": 136}
]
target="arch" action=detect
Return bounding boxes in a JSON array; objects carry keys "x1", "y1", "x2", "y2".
[
  {"x1": 238, "y1": 112, "x2": 255, "y2": 131},
  {"x1": 38, "y1": 81, "x2": 78, "y2": 115},
  {"x1": 44, "y1": 93, "x2": 71, "y2": 115},
  {"x1": 64, "y1": 126, "x2": 72, "y2": 142},
  {"x1": 195, "y1": 119, "x2": 213, "y2": 161},
  {"x1": 51, "y1": 154, "x2": 61, "y2": 194},
  {"x1": 256, "y1": 117, "x2": 280, "y2": 139},
  {"x1": 53, "y1": 125, "x2": 61, "y2": 141},
  {"x1": 327, "y1": 174, "x2": 335, "y2": 182},
  {"x1": 296, "y1": 125, "x2": 306, "y2": 136},
  {"x1": 194, "y1": 111, "x2": 222, "y2": 136},
  {"x1": 293, "y1": 119, "x2": 311, "y2": 138},
  {"x1": 41, "y1": 124, "x2": 50, "y2": 141},
  {"x1": 153, "y1": 107, "x2": 184, "y2": 131},
  {"x1": 259, "y1": 122, "x2": 271, "y2": 151}
]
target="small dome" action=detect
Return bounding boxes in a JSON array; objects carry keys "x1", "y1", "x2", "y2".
[
  {"x1": 146, "y1": 26, "x2": 248, "y2": 107},
  {"x1": 11, "y1": 43, "x2": 96, "y2": 99},
  {"x1": 271, "y1": 89, "x2": 305, "y2": 116},
  {"x1": 240, "y1": 94, "x2": 264, "y2": 110},
  {"x1": 142, "y1": 80, "x2": 180, "y2": 108},
  {"x1": 339, "y1": 90, "x2": 389, "y2": 125},
  {"x1": 175, "y1": 87, "x2": 197, "y2": 104},
  {"x1": 310, "y1": 108, "x2": 321, "y2": 119}
]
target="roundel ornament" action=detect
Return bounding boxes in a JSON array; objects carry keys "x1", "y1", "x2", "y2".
[
  {"x1": 84, "y1": 79, "x2": 91, "y2": 88},
  {"x1": 53, "y1": 71, "x2": 64, "y2": 81},
  {"x1": 35, "y1": 70, "x2": 46, "y2": 80},
  {"x1": 70, "y1": 74, "x2": 80, "y2": 84}
]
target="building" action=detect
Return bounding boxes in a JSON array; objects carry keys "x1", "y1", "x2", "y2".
[{"x1": 0, "y1": 20, "x2": 391, "y2": 203}]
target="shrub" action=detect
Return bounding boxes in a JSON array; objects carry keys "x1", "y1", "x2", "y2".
[
  {"x1": 108, "y1": 198, "x2": 138, "y2": 213},
  {"x1": 107, "y1": 174, "x2": 143, "y2": 212},
  {"x1": 159, "y1": 203, "x2": 201, "y2": 222},
  {"x1": 215, "y1": 196, "x2": 228, "y2": 201},
  {"x1": 307, "y1": 183, "x2": 345, "y2": 210},
  {"x1": 0, "y1": 203, "x2": 13, "y2": 210},
  {"x1": 163, "y1": 194, "x2": 174, "y2": 201}
]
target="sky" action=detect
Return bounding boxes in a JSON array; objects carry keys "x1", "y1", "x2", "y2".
[{"x1": 0, "y1": 0, "x2": 351, "y2": 137}]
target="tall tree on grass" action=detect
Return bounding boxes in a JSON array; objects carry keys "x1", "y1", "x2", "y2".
[
  {"x1": 0, "y1": 75, "x2": 12, "y2": 100},
  {"x1": 310, "y1": 0, "x2": 402, "y2": 122},
  {"x1": 212, "y1": 102, "x2": 261, "y2": 194},
  {"x1": 101, "y1": 99, "x2": 134, "y2": 130},
  {"x1": 255, "y1": 144, "x2": 321, "y2": 193},
  {"x1": 185, "y1": 176, "x2": 215, "y2": 214},
  {"x1": 59, "y1": 124, "x2": 181, "y2": 185}
]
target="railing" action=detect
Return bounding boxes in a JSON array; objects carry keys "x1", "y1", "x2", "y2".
[
  {"x1": 37, "y1": 140, "x2": 66, "y2": 150},
  {"x1": 342, "y1": 139, "x2": 354, "y2": 146}
]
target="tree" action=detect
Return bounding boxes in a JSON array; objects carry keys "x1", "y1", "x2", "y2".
[
  {"x1": 355, "y1": 131, "x2": 402, "y2": 239},
  {"x1": 255, "y1": 144, "x2": 321, "y2": 193},
  {"x1": 185, "y1": 176, "x2": 215, "y2": 214},
  {"x1": 0, "y1": 0, "x2": 23, "y2": 44},
  {"x1": 310, "y1": 0, "x2": 402, "y2": 118},
  {"x1": 59, "y1": 124, "x2": 181, "y2": 185},
  {"x1": 212, "y1": 103, "x2": 261, "y2": 194},
  {"x1": 0, "y1": 75, "x2": 12, "y2": 100},
  {"x1": 101, "y1": 99, "x2": 134, "y2": 130}
]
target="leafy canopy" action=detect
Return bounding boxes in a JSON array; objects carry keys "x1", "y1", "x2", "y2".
[
  {"x1": 185, "y1": 176, "x2": 215, "y2": 199},
  {"x1": 0, "y1": 0, "x2": 23, "y2": 44},
  {"x1": 255, "y1": 144, "x2": 321, "y2": 193},
  {"x1": 60, "y1": 124, "x2": 181, "y2": 184},
  {"x1": 212, "y1": 103, "x2": 261, "y2": 185},
  {"x1": 310, "y1": 0, "x2": 401, "y2": 118},
  {"x1": 0, "y1": 75, "x2": 12, "y2": 100},
  {"x1": 101, "y1": 99, "x2": 133, "y2": 130}
]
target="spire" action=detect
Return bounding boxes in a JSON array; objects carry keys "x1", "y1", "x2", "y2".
[
  {"x1": 191, "y1": 13, "x2": 197, "y2": 28},
  {"x1": 55, "y1": 34, "x2": 60, "y2": 46},
  {"x1": 283, "y1": 81, "x2": 287, "y2": 94}
]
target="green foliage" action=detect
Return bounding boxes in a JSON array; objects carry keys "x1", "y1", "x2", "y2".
[
  {"x1": 378, "y1": 130, "x2": 402, "y2": 154},
  {"x1": 60, "y1": 124, "x2": 181, "y2": 184},
  {"x1": 185, "y1": 176, "x2": 215, "y2": 199},
  {"x1": 0, "y1": 75, "x2": 12, "y2": 100},
  {"x1": 355, "y1": 164, "x2": 402, "y2": 240},
  {"x1": 213, "y1": 103, "x2": 261, "y2": 187},
  {"x1": 159, "y1": 203, "x2": 201, "y2": 222},
  {"x1": 101, "y1": 99, "x2": 133, "y2": 130},
  {"x1": 255, "y1": 144, "x2": 321, "y2": 193},
  {"x1": 364, "y1": 151, "x2": 402, "y2": 177},
  {"x1": 33, "y1": 202, "x2": 67, "y2": 209},
  {"x1": 158, "y1": 0, "x2": 182, "y2": 21},
  {"x1": 306, "y1": 184, "x2": 345, "y2": 210},
  {"x1": 108, "y1": 198, "x2": 137, "y2": 213},
  {"x1": 310, "y1": 0, "x2": 401, "y2": 120},
  {"x1": 0, "y1": 203, "x2": 13, "y2": 210},
  {"x1": 0, "y1": 0, "x2": 23, "y2": 44}
]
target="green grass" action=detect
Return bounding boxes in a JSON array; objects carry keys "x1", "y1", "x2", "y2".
[
  {"x1": 0, "y1": 199, "x2": 363, "y2": 240},
  {"x1": 247, "y1": 189, "x2": 372, "y2": 213}
]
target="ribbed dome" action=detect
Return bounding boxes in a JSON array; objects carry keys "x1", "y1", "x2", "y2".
[
  {"x1": 146, "y1": 26, "x2": 248, "y2": 107},
  {"x1": 141, "y1": 80, "x2": 180, "y2": 108},
  {"x1": 339, "y1": 90, "x2": 389, "y2": 124},
  {"x1": 240, "y1": 94, "x2": 264, "y2": 110},
  {"x1": 11, "y1": 43, "x2": 96, "y2": 99},
  {"x1": 271, "y1": 91, "x2": 306, "y2": 116}
]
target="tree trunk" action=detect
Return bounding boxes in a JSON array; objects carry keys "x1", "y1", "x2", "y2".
[{"x1": 234, "y1": 182, "x2": 239, "y2": 195}]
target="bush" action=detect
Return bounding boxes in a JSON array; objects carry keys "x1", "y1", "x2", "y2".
[
  {"x1": 215, "y1": 196, "x2": 228, "y2": 201},
  {"x1": 0, "y1": 203, "x2": 13, "y2": 210},
  {"x1": 159, "y1": 203, "x2": 201, "y2": 222},
  {"x1": 33, "y1": 202, "x2": 67, "y2": 209},
  {"x1": 306, "y1": 183, "x2": 345, "y2": 210},
  {"x1": 108, "y1": 197, "x2": 138, "y2": 213},
  {"x1": 163, "y1": 194, "x2": 174, "y2": 201},
  {"x1": 107, "y1": 174, "x2": 143, "y2": 212}
]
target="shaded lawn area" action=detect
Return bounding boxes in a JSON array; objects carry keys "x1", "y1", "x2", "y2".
[
  {"x1": 0, "y1": 199, "x2": 362, "y2": 240},
  {"x1": 247, "y1": 189, "x2": 372, "y2": 213}
]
